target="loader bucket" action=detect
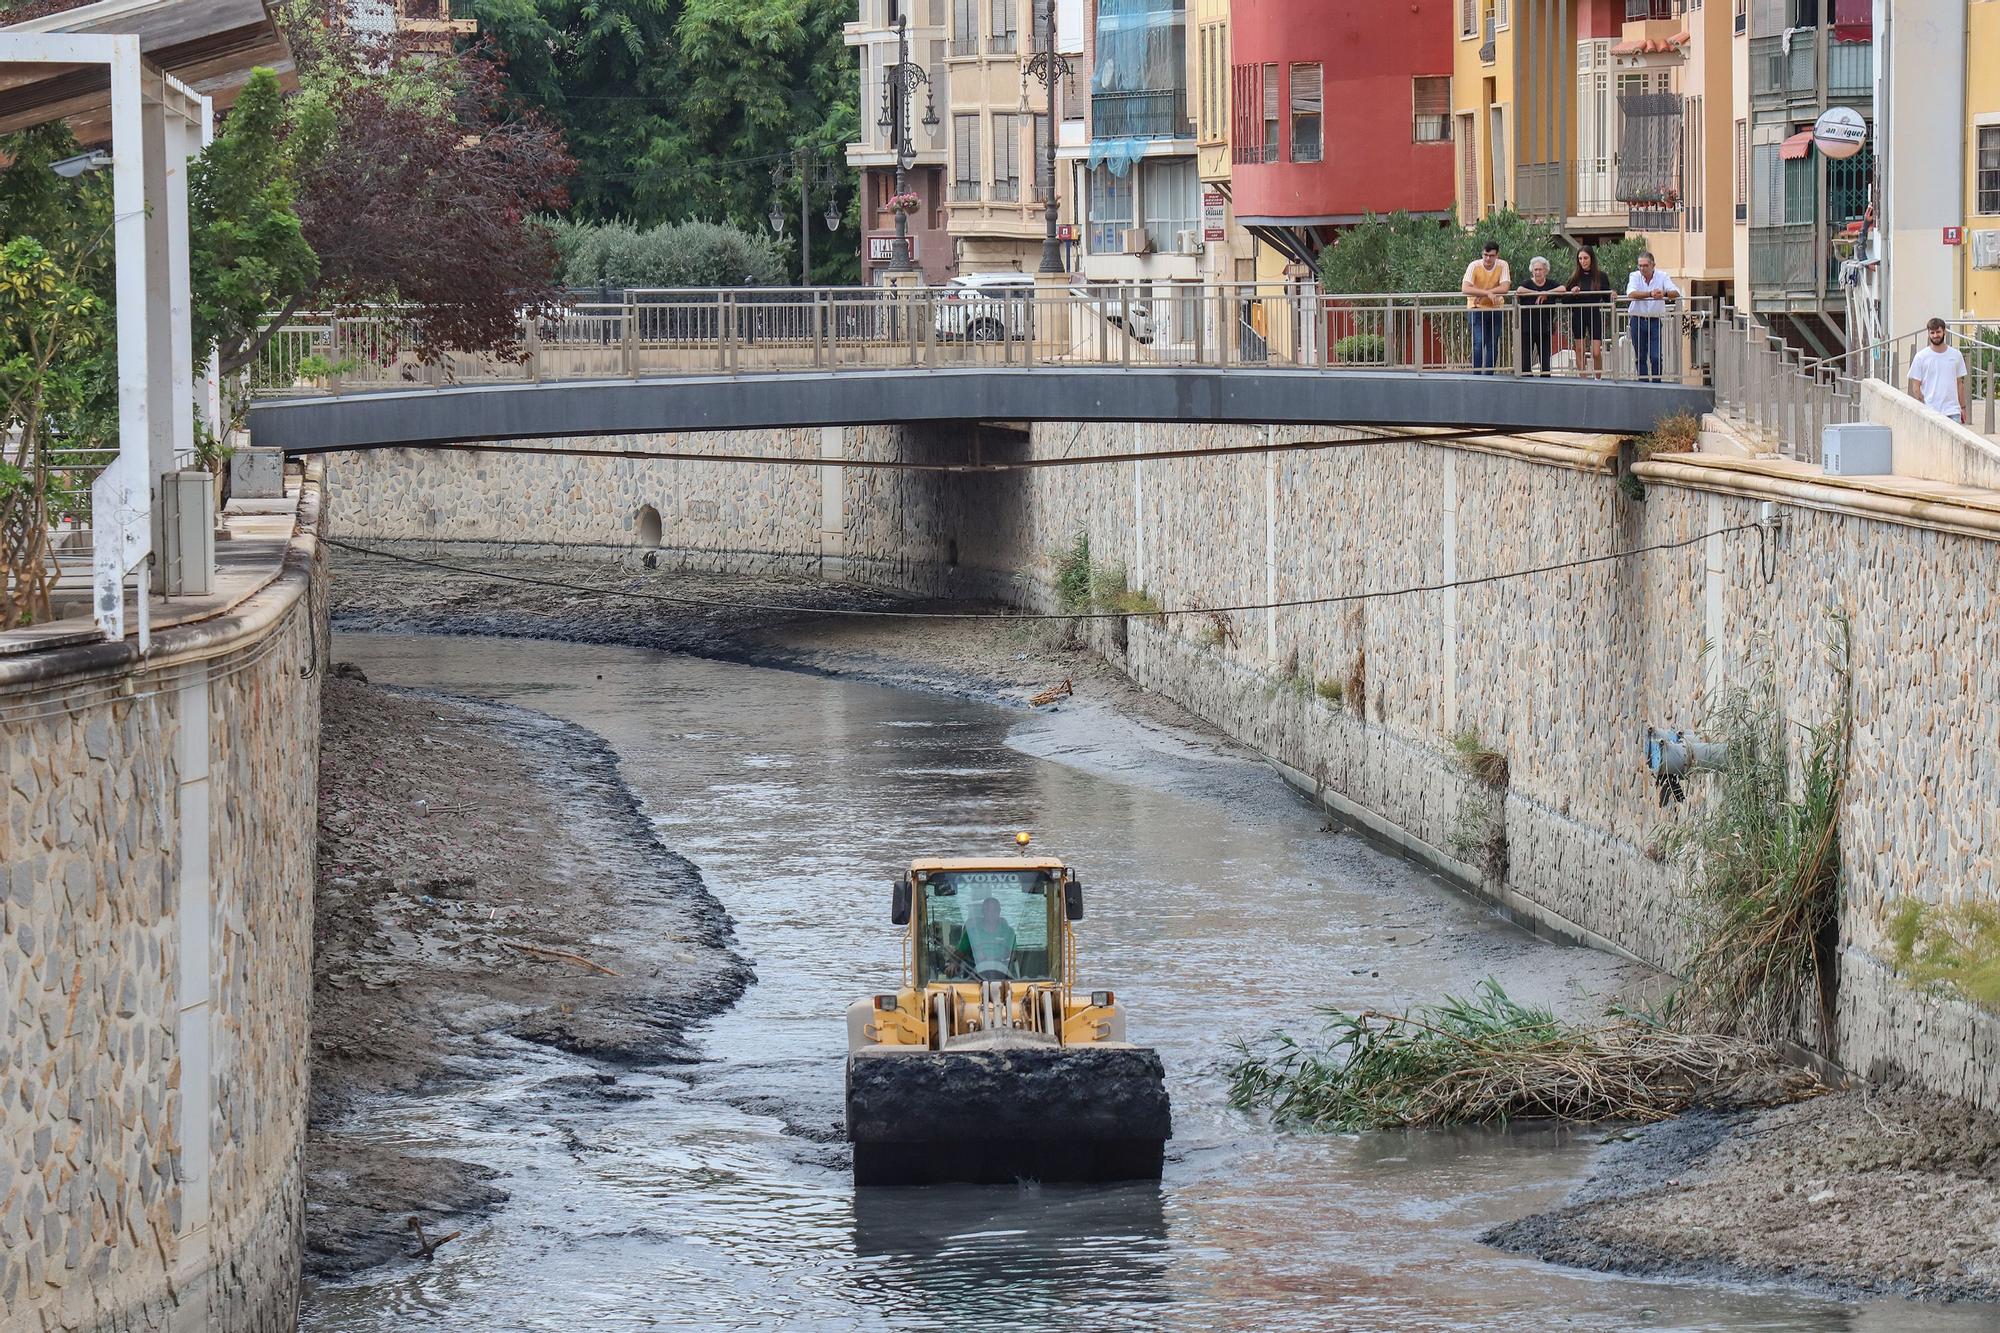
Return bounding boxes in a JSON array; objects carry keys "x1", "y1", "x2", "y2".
[{"x1": 846, "y1": 1045, "x2": 1171, "y2": 1186}]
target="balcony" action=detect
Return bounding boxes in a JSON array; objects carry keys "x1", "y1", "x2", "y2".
[
  {"x1": 1828, "y1": 39, "x2": 1872, "y2": 98},
  {"x1": 1624, "y1": 0, "x2": 1673, "y2": 17},
  {"x1": 1479, "y1": 14, "x2": 1496, "y2": 64},
  {"x1": 1091, "y1": 89, "x2": 1190, "y2": 141},
  {"x1": 1516, "y1": 162, "x2": 1567, "y2": 219}
]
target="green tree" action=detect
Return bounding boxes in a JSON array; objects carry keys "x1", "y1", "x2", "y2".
[
  {"x1": 473, "y1": 0, "x2": 860, "y2": 282},
  {"x1": 1319, "y1": 210, "x2": 1649, "y2": 294},
  {"x1": 190, "y1": 68, "x2": 319, "y2": 380}
]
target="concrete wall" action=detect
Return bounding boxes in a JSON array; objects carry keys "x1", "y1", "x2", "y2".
[
  {"x1": 0, "y1": 483, "x2": 326, "y2": 1331},
  {"x1": 1861, "y1": 377, "x2": 2000, "y2": 489},
  {"x1": 330, "y1": 425, "x2": 2000, "y2": 1112}
]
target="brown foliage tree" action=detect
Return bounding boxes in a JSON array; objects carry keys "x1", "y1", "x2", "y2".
[{"x1": 252, "y1": 10, "x2": 574, "y2": 371}]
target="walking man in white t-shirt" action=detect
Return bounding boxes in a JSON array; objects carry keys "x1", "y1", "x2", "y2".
[
  {"x1": 1908, "y1": 318, "x2": 1969, "y2": 423},
  {"x1": 1624, "y1": 251, "x2": 1681, "y2": 382}
]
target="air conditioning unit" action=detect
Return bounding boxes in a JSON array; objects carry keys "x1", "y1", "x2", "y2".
[
  {"x1": 1120, "y1": 227, "x2": 1154, "y2": 255},
  {"x1": 1973, "y1": 229, "x2": 2000, "y2": 271},
  {"x1": 1172, "y1": 228, "x2": 1202, "y2": 256}
]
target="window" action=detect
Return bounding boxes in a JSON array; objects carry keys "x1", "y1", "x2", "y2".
[
  {"x1": 1494, "y1": 0, "x2": 1508, "y2": 26},
  {"x1": 1088, "y1": 162, "x2": 1135, "y2": 252},
  {"x1": 990, "y1": 0, "x2": 1017, "y2": 54},
  {"x1": 1414, "y1": 76, "x2": 1451, "y2": 142},
  {"x1": 1231, "y1": 62, "x2": 1262, "y2": 164},
  {"x1": 1197, "y1": 22, "x2": 1228, "y2": 145},
  {"x1": 929, "y1": 0, "x2": 946, "y2": 23},
  {"x1": 916, "y1": 869, "x2": 1058, "y2": 986},
  {"x1": 1262, "y1": 62, "x2": 1279, "y2": 162},
  {"x1": 992, "y1": 112, "x2": 1021, "y2": 200},
  {"x1": 1461, "y1": 0, "x2": 1476, "y2": 34},
  {"x1": 1685, "y1": 95, "x2": 1703, "y2": 232},
  {"x1": 1980, "y1": 125, "x2": 2000, "y2": 215},
  {"x1": 951, "y1": 0, "x2": 978, "y2": 55},
  {"x1": 1734, "y1": 117, "x2": 1747, "y2": 220},
  {"x1": 952, "y1": 113, "x2": 982, "y2": 200},
  {"x1": 1289, "y1": 63, "x2": 1323, "y2": 164},
  {"x1": 1142, "y1": 155, "x2": 1198, "y2": 252}
]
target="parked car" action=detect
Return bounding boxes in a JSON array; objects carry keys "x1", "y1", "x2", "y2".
[
  {"x1": 1069, "y1": 284, "x2": 1155, "y2": 344},
  {"x1": 933, "y1": 273, "x2": 1036, "y2": 342}
]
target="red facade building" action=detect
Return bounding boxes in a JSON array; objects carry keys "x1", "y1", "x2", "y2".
[{"x1": 1229, "y1": 0, "x2": 1455, "y2": 259}]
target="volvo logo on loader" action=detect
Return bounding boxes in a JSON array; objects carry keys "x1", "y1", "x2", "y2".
[{"x1": 844, "y1": 845, "x2": 1172, "y2": 1185}]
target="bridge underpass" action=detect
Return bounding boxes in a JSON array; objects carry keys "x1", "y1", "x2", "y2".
[{"x1": 245, "y1": 366, "x2": 1713, "y2": 454}]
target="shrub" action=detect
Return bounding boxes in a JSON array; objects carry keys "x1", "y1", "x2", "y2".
[
  {"x1": 1449, "y1": 727, "x2": 1510, "y2": 788},
  {"x1": 548, "y1": 216, "x2": 787, "y2": 289},
  {"x1": 1889, "y1": 900, "x2": 2000, "y2": 1011},
  {"x1": 1051, "y1": 530, "x2": 1093, "y2": 614},
  {"x1": 1333, "y1": 333, "x2": 1386, "y2": 365},
  {"x1": 1316, "y1": 678, "x2": 1344, "y2": 703}
]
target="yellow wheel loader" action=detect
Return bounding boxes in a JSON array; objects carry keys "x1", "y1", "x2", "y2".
[{"x1": 844, "y1": 842, "x2": 1171, "y2": 1186}]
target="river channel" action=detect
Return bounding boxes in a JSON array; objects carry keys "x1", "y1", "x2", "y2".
[{"x1": 303, "y1": 632, "x2": 1987, "y2": 1332}]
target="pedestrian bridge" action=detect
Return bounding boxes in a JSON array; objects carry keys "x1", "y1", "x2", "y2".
[{"x1": 244, "y1": 288, "x2": 1715, "y2": 452}]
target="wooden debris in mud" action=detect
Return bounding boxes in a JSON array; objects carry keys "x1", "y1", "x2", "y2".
[
  {"x1": 502, "y1": 941, "x2": 620, "y2": 976},
  {"x1": 408, "y1": 1217, "x2": 462, "y2": 1261},
  {"x1": 1029, "y1": 678, "x2": 1073, "y2": 708}
]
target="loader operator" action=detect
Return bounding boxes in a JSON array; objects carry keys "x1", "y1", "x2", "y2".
[{"x1": 954, "y1": 895, "x2": 1017, "y2": 980}]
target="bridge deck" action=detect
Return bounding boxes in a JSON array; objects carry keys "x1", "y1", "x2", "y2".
[{"x1": 247, "y1": 367, "x2": 1712, "y2": 452}]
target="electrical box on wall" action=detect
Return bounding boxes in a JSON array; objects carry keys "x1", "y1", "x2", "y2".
[
  {"x1": 1973, "y1": 230, "x2": 2000, "y2": 271},
  {"x1": 1822, "y1": 423, "x2": 1894, "y2": 477},
  {"x1": 160, "y1": 470, "x2": 216, "y2": 597}
]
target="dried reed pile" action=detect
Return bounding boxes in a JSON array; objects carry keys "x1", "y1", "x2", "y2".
[{"x1": 1228, "y1": 981, "x2": 1819, "y2": 1131}]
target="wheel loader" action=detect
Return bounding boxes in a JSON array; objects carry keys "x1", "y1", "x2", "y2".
[{"x1": 844, "y1": 840, "x2": 1171, "y2": 1186}]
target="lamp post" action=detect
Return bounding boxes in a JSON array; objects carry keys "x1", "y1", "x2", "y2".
[
  {"x1": 880, "y1": 12, "x2": 938, "y2": 274},
  {"x1": 1021, "y1": 0, "x2": 1072, "y2": 275}
]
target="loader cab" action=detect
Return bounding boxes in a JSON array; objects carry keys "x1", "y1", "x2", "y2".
[{"x1": 902, "y1": 862, "x2": 1078, "y2": 988}]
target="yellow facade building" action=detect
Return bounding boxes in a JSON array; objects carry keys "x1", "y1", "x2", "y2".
[{"x1": 1966, "y1": 0, "x2": 2000, "y2": 317}]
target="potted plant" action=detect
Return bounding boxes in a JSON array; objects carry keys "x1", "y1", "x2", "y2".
[{"x1": 888, "y1": 192, "x2": 922, "y2": 216}]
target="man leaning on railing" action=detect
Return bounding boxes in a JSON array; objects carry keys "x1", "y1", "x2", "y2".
[
  {"x1": 1624, "y1": 251, "x2": 1681, "y2": 383},
  {"x1": 1461, "y1": 242, "x2": 1512, "y2": 375}
]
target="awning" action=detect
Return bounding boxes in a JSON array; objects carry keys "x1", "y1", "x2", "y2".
[
  {"x1": 0, "y1": 0, "x2": 293, "y2": 140},
  {"x1": 1779, "y1": 130, "x2": 1814, "y2": 161}
]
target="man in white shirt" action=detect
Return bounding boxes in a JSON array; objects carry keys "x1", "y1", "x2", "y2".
[
  {"x1": 1624, "y1": 251, "x2": 1681, "y2": 382},
  {"x1": 1908, "y1": 318, "x2": 1969, "y2": 423}
]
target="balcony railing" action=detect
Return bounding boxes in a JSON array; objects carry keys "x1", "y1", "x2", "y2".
[
  {"x1": 1090, "y1": 89, "x2": 1190, "y2": 140},
  {"x1": 1828, "y1": 38, "x2": 1872, "y2": 98},
  {"x1": 1749, "y1": 222, "x2": 1819, "y2": 292},
  {"x1": 1624, "y1": 0, "x2": 1673, "y2": 18}
]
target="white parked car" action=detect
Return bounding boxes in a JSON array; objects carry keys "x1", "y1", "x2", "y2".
[
  {"x1": 933, "y1": 273, "x2": 1036, "y2": 342},
  {"x1": 1069, "y1": 284, "x2": 1155, "y2": 344}
]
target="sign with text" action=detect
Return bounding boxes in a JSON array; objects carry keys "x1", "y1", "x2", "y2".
[
  {"x1": 1203, "y1": 190, "x2": 1227, "y2": 242},
  {"x1": 868, "y1": 235, "x2": 920, "y2": 261}
]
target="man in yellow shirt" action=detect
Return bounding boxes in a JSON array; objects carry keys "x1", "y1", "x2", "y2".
[{"x1": 1460, "y1": 241, "x2": 1511, "y2": 375}]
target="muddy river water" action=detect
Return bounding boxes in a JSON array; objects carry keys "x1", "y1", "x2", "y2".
[{"x1": 305, "y1": 634, "x2": 1989, "y2": 1332}]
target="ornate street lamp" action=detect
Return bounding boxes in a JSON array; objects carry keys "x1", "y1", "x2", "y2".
[
  {"x1": 1021, "y1": 0, "x2": 1072, "y2": 275},
  {"x1": 882, "y1": 12, "x2": 938, "y2": 274}
]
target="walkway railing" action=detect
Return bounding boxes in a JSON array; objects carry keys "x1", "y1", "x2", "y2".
[{"x1": 248, "y1": 284, "x2": 1713, "y2": 399}]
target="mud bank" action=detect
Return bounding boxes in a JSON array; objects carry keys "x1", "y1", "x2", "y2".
[
  {"x1": 1487, "y1": 1088, "x2": 2000, "y2": 1303},
  {"x1": 309, "y1": 674, "x2": 751, "y2": 1276}
]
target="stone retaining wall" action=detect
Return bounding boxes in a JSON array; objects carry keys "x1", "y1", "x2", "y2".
[
  {"x1": 330, "y1": 424, "x2": 2000, "y2": 1111},
  {"x1": 1, "y1": 478, "x2": 326, "y2": 1331}
]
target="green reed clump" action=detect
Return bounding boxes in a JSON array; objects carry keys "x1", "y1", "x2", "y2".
[
  {"x1": 1890, "y1": 900, "x2": 2000, "y2": 1011},
  {"x1": 1658, "y1": 617, "x2": 1850, "y2": 1044}
]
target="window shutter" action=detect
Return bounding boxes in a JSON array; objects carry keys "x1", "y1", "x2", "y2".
[
  {"x1": 1262, "y1": 62, "x2": 1279, "y2": 162},
  {"x1": 1290, "y1": 63, "x2": 1323, "y2": 163}
]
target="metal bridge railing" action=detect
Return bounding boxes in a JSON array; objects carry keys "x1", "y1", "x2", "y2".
[{"x1": 248, "y1": 285, "x2": 1717, "y2": 399}]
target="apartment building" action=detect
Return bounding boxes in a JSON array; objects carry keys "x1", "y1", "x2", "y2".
[
  {"x1": 1736, "y1": 0, "x2": 1873, "y2": 350},
  {"x1": 1605, "y1": 0, "x2": 1733, "y2": 299},
  {"x1": 847, "y1": 0, "x2": 954, "y2": 285},
  {"x1": 1230, "y1": 0, "x2": 1455, "y2": 262},
  {"x1": 1966, "y1": 0, "x2": 2000, "y2": 319},
  {"x1": 344, "y1": 0, "x2": 475, "y2": 52},
  {"x1": 940, "y1": 0, "x2": 1078, "y2": 273},
  {"x1": 1071, "y1": 0, "x2": 1203, "y2": 296},
  {"x1": 1450, "y1": 0, "x2": 1591, "y2": 224}
]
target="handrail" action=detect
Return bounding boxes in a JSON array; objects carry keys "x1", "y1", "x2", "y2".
[{"x1": 248, "y1": 289, "x2": 1718, "y2": 400}]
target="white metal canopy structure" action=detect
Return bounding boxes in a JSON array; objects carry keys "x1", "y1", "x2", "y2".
[{"x1": 1, "y1": 1, "x2": 288, "y2": 642}]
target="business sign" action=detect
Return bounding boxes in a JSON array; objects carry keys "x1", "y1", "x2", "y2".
[
  {"x1": 1811, "y1": 106, "x2": 1867, "y2": 160},
  {"x1": 1203, "y1": 190, "x2": 1227, "y2": 242},
  {"x1": 1942, "y1": 226, "x2": 1964, "y2": 246},
  {"x1": 1057, "y1": 223, "x2": 1079, "y2": 241},
  {"x1": 868, "y1": 235, "x2": 919, "y2": 261}
]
